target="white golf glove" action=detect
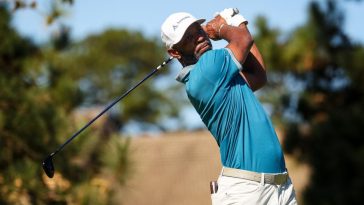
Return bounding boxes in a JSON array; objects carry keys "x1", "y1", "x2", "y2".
[{"x1": 214, "y1": 8, "x2": 248, "y2": 27}]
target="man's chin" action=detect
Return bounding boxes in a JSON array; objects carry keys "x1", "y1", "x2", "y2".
[{"x1": 196, "y1": 44, "x2": 212, "y2": 59}]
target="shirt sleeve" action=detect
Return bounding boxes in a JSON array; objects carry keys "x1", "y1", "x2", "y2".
[
  {"x1": 197, "y1": 48, "x2": 243, "y2": 84},
  {"x1": 225, "y1": 48, "x2": 244, "y2": 71}
]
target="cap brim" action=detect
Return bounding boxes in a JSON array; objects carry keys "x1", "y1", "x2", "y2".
[{"x1": 197, "y1": 19, "x2": 206, "y2": 24}]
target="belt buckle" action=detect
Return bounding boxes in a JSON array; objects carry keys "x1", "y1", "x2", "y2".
[{"x1": 274, "y1": 174, "x2": 287, "y2": 185}]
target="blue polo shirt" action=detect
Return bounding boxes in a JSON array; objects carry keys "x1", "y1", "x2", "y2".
[{"x1": 176, "y1": 48, "x2": 286, "y2": 173}]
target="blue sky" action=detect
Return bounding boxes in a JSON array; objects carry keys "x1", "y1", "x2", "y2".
[{"x1": 12, "y1": 0, "x2": 364, "y2": 44}]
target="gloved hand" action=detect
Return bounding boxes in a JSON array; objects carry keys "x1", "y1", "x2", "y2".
[
  {"x1": 214, "y1": 8, "x2": 248, "y2": 27},
  {"x1": 214, "y1": 8, "x2": 238, "y2": 20}
]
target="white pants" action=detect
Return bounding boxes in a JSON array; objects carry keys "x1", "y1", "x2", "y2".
[{"x1": 211, "y1": 173, "x2": 297, "y2": 205}]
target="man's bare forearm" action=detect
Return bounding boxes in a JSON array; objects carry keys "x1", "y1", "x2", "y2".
[
  {"x1": 221, "y1": 23, "x2": 254, "y2": 65},
  {"x1": 240, "y1": 42, "x2": 267, "y2": 91}
]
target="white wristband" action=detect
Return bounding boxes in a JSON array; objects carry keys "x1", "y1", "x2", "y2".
[{"x1": 218, "y1": 24, "x2": 225, "y2": 38}]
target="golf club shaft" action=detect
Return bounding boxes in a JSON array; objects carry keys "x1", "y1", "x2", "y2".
[{"x1": 50, "y1": 57, "x2": 174, "y2": 157}]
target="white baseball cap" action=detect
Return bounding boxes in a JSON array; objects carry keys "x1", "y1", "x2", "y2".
[{"x1": 161, "y1": 12, "x2": 205, "y2": 49}]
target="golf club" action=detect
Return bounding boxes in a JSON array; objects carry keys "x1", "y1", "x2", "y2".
[{"x1": 42, "y1": 57, "x2": 174, "y2": 178}]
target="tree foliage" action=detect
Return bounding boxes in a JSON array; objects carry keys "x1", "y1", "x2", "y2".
[
  {"x1": 8, "y1": 0, "x2": 72, "y2": 25},
  {"x1": 46, "y1": 28, "x2": 180, "y2": 133},
  {"x1": 0, "y1": 4, "x2": 69, "y2": 204},
  {"x1": 255, "y1": 1, "x2": 364, "y2": 204},
  {"x1": 0, "y1": 2, "x2": 178, "y2": 203}
]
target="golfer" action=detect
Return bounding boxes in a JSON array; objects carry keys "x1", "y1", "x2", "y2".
[{"x1": 161, "y1": 8, "x2": 297, "y2": 205}]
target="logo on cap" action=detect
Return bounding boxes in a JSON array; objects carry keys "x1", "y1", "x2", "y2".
[{"x1": 172, "y1": 16, "x2": 191, "y2": 31}]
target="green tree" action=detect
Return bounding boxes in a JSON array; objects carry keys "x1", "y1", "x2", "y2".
[
  {"x1": 255, "y1": 1, "x2": 364, "y2": 204},
  {"x1": 0, "y1": 4, "x2": 69, "y2": 204},
  {"x1": 1, "y1": 2, "x2": 177, "y2": 203},
  {"x1": 8, "y1": 0, "x2": 73, "y2": 25},
  {"x1": 47, "y1": 28, "x2": 181, "y2": 133}
]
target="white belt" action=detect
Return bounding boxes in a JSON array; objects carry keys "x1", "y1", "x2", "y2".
[{"x1": 222, "y1": 167, "x2": 288, "y2": 185}]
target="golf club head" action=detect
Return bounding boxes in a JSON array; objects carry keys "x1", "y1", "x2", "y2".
[{"x1": 42, "y1": 155, "x2": 55, "y2": 178}]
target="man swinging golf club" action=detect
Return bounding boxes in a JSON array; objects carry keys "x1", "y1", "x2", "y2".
[{"x1": 161, "y1": 8, "x2": 297, "y2": 205}]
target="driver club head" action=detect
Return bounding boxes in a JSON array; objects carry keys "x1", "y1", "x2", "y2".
[{"x1": 42, "y1": 155, "x2": 55, "y2": 178}]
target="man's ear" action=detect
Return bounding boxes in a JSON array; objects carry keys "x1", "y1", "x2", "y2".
[{"x1": 167, "y1": 49, "x2": 182, "y2": 59}]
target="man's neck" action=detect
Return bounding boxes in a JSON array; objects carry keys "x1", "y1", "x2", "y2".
[{"x1": 180, "y1": 55, "x2": 198, "y2": 67}]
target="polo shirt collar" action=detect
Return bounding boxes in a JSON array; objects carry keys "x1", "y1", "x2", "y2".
[{"x1": 175, "y1": 65, "x2": 194, "y2": 83}]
